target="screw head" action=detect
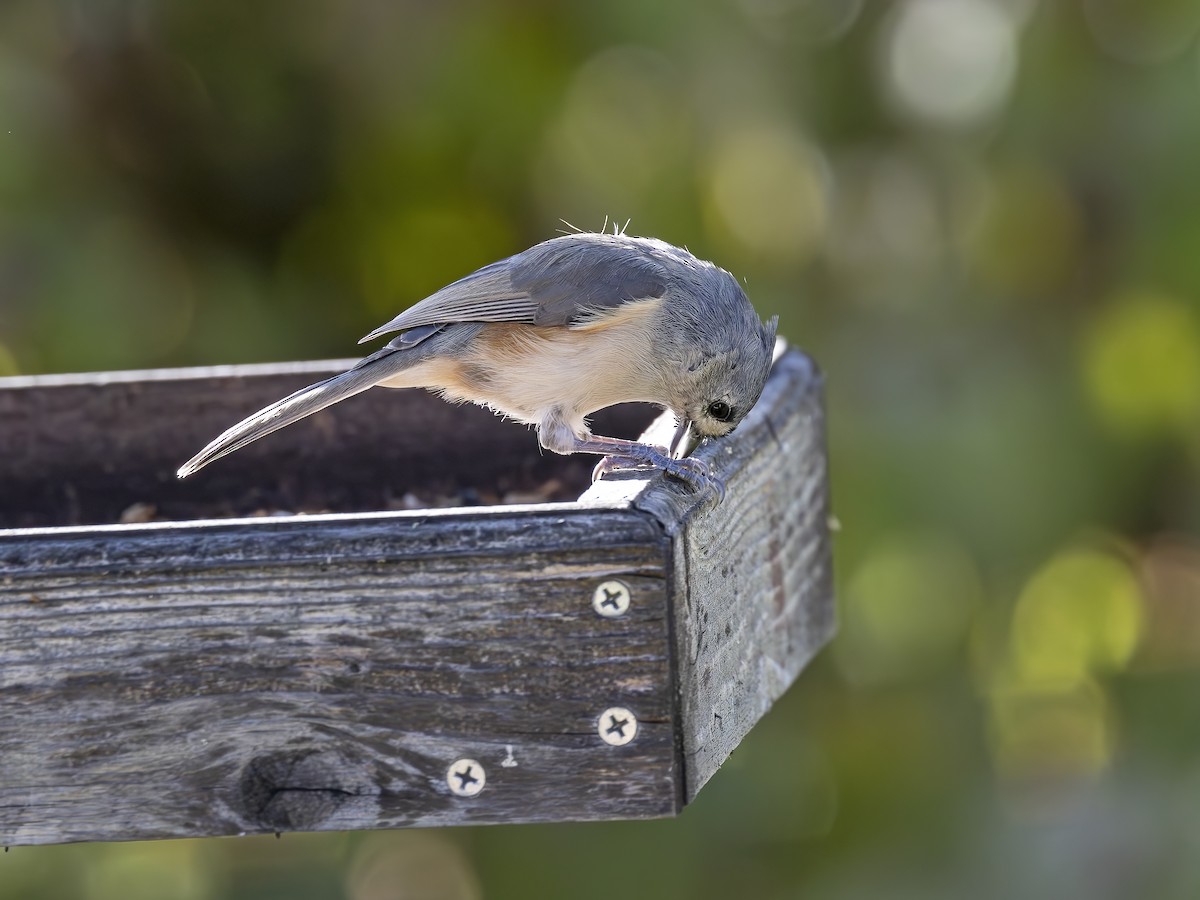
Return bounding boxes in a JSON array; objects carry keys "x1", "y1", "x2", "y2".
[
  {"x1": 598, "y1": 707, "x2": 638, "y2": 746},
  {"x1": 592, "y1": 580, "x2": 631, "y2": 617},
  {"x1": 446, "y1": 758, "x2": 486, "y2": 797}
]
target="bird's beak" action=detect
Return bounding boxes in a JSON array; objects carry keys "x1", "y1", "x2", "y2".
[{"x1": 669, "y1": 418, "x2": 695, "y2": 459}]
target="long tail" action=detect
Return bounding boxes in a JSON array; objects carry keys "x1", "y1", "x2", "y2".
[{"x1": 177, "y1": 350, "x2": 401, "y2": 478}]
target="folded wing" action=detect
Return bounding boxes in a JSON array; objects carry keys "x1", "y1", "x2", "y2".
[{"x1": 358, "y1": 234, "x2": 669, "y2": 344}]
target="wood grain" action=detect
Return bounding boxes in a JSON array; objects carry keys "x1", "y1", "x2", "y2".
[
  {"x1": 0, "y1": 360, "x2": 655, "y2": 529},
  {"x1": 581, "y1": 346, "x2": 835, "y2": 800},
  {"x1": 0, "y1": 511, "x2": 679, "y2": 844},
  {"x1": 668, "y1": 350, "x2": 834, "y2": 800},
  {"x1": 0, "y1": 343, "x2": 833, "y2": 845}
]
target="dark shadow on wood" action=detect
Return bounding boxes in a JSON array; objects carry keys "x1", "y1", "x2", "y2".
[{"x1": 0, "y1": 361, "x2": 657, "y2": 528}]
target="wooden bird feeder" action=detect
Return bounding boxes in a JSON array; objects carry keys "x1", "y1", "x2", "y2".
[{"x1": 0, "y1": 341, "x2": 833, "y2": 846}]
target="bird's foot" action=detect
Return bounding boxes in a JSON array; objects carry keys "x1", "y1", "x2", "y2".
[{"x1": 592, "y1": 448, "x2": 726, "y2": 502}]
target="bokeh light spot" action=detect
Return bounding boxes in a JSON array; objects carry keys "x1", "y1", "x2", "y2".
[
  {"x1": 535, "y1": 47, "x2": 688, "y2": 220},
  {"x1": 989, "y1": 678, "x2": 1113, "y2": 783},
  {"x1": 1082, "y1": 291, "x2": 1200, "y2": 437},
  {"x1": 882, "y1": 0, "x2": 1018, "y2": 127},
  {"x1": 1012, "y1": 545, "x2": 1142, "y2": 688},
  {"x1": 836, "y1": 532, "x2": 983, "y2": 685},
  {"x1": 702, "y1": 124, "x2": 828, "y2": 269}
]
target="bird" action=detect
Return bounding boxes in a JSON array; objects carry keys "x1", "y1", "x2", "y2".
[{"x1": 177, "y1": 230, "x2": 778, "y2": 499}]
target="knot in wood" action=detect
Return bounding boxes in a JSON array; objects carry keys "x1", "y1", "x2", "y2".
[{"x1": 238, "y1": 749, "x2": 374, "y2": 830}]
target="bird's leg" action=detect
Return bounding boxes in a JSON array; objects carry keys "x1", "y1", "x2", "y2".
[
  {"x1": 538, "y1": 408, "x2": 723, "y2": 498},
  {"x1": 587, "y1": 436, "x2": 728, "y2": 501},
  {"x1": 571, "y1": 434, "x2": 700, "y2": 482}
]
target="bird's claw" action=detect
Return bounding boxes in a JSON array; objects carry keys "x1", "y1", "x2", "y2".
[{"x1": 592, "y1": 450, "x2": 726, "y2": 503}]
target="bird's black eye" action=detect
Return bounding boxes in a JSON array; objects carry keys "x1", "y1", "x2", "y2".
[{"x1": 707, "y1": 400, "x2": 734, "y2": 422}]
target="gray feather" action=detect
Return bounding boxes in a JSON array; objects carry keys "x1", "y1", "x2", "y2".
[
  {"x1": 384, "y1": 322, "x2": 446, "y2": 351},
  {"x1": 357, "y1": 260, "x2": 530, "y2": 343},
  {"x1": 175, "y1": 366, "x2": 383, "y2": 478},
  {"x1": 358, "y1": 233, "x2": 669, "y2": 344},
  {"x1": 510, "y1": 233, "x2": 667, "y2": 326},
  {"x1": 179, "y1": 232, "x2": 776, "y2": 480},
  {"x1": 178, "y1": 324, "x2": 486, "y2": 478}
]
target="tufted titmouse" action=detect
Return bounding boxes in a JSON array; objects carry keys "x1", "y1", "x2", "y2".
[{"x1": 177, "y1": 231, "x2": 777, "y2": 498}]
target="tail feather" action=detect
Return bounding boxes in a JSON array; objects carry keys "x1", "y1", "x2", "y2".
[{"x1": 177, "y1": 358, "x2": 392, "y2": 479}]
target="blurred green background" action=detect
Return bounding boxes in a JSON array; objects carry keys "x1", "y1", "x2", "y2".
[{"x1": 4, "y1": 0, "x2": 1200, "y2": 897}]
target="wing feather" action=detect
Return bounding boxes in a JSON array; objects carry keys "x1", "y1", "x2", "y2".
[
  {"x1": 358, "y1": 261, "x2": 530, "y2": 343},
  {"x1": 358, "y1": 234, "x2": 669, "y2": 343}
]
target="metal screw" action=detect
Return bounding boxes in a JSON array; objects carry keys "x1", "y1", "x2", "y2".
[
  {"x1": 446, "y1": 758, "x2": 486, "y2": 797},
  {"x1": 598, "y1": 707, "x2": 638, "y2": 746},
  {"x1": 592, "y1": 580, "x2": 631, "y2": 617}
]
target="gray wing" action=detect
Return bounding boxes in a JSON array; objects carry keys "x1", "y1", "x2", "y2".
[{"x1": 358, "y1": 234, "x2": 669, "y2": 344}]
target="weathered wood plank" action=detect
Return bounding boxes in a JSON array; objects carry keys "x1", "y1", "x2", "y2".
[
  {"x1": 0, "y1": 511, "x2": 679, "y2": 845},
  {"x1": 0, "y1": 343, "x2": 834, "y2": 846},
  {"x1": 578, "y1": 345, "x2": 835, "y2": 799},
  {"x1": 0, "y1": 360, "x2": 654, "y2": 529},
  {"x1": 664, "y1": 349, "x2": 834, "y2": 800}
]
